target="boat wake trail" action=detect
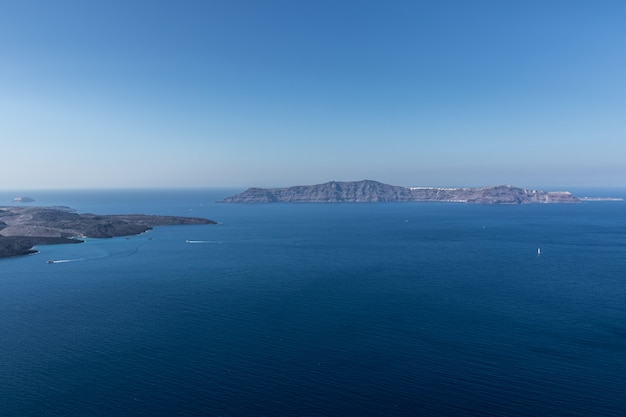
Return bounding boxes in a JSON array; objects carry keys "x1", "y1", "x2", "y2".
[
  {"x1": 47, "y1": 259, "x2": 82, "y2": 264},
  {"x1": 185, "y1": 240, "x2": 221, "y2": 244}
]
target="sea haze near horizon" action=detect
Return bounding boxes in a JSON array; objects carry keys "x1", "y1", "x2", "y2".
[{"x1": 1, "y1": 188, "x2": 626, "y2": 416}]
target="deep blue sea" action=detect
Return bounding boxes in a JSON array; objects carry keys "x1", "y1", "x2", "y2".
[{"x1": 1, "y1": 188, "x2": 626, "y2": 416}]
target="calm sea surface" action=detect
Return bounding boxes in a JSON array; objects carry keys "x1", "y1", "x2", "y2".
[{"x1": 1, "y1": 188, "x2": 626, "y2": 416}]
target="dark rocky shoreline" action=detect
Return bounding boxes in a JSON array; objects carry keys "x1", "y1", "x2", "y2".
[
  {"x1": 0, "y1": 206, "x2": 216, "y2": 259},
  {"x1": 0, "y1": 236, "x2": 83, "y2": 258}
]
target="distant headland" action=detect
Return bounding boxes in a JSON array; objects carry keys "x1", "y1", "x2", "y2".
[
  {"x1": 0, "y1": 205, "x2": 216, "y2": 259},
  {"x1": 13, "y1": 196, "x2": 35, "y2": 203},
  {"x1": 219, "y1": 180, "x2": 584, "y2": 204}
]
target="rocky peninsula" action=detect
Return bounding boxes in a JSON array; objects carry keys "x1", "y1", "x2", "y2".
[
  {"x1": 0, "y1": 205, "x2": 216, "y2": 258},
  {"x1": 219, "y1": 180, "x2": 581, "y2": 204}
]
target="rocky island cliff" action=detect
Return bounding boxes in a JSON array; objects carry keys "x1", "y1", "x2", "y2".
[
  {"x1": 219, "y1": 180, "x2": 581, "y2": 204},
  {"x1": 0, "y1": 205, "x2": 216, "y2": 258}
]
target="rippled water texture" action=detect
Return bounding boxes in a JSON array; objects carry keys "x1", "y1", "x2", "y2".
[{"x1": 1, "y1": 189, "x2": 626, "y2": 416}]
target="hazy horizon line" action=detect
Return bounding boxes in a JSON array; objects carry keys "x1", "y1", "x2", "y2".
[{"x1": 3, "y1": 181, "x2": 626, "y2": 193}]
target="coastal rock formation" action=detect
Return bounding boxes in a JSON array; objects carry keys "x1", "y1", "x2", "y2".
[
  {"x1": 220, "y1": 180, "x2": 581, "y2": 204},
  {"x1": 0, "y1": 205, "x2": 216, "y2": 258},
  {"x1": 0, "y1": 236, "x2": 82, "y2": 258}
]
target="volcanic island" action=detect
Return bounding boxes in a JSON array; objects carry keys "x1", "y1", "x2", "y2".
[
  {"x1": 0, "y1": 205, "x2": 216, "y2": 258},
  {"x1": 219, "y1": 180, "x2": 582, "y2": 204}
]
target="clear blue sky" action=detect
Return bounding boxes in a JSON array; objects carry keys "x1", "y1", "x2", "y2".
[{"x1": 2, "y1": 0, "x2": 625, "y2": 189}]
